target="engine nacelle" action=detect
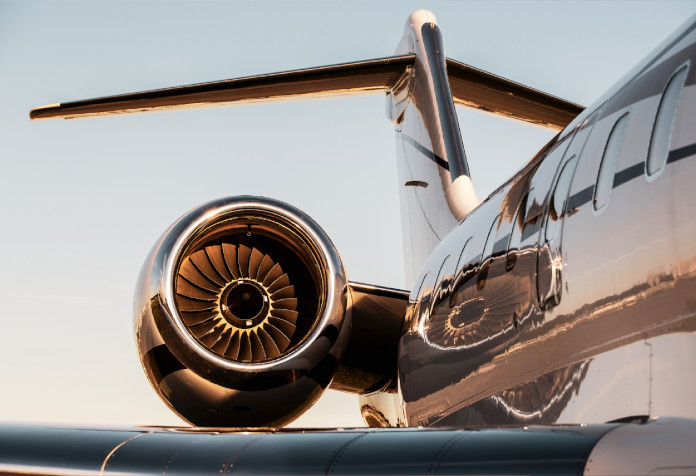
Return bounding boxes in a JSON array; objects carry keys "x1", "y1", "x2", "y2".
[{"x1": 134, "y1": 196, "x2": 350, "y2": 427}]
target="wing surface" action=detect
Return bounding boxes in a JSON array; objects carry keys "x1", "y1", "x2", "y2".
[
  {"x1": 30, "y1": 56, "x2": 582, "y2": 129},
  {"x1": 0, "y1": 422, "x2": 615, "y2": 475}
]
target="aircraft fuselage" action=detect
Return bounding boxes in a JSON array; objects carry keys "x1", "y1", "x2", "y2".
[{"x1": 388, "y1": 24, "x2": 696, "y2": 427}]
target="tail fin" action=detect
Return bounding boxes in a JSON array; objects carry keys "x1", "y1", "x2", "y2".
[{"x1": 387, "y1": 10, "x2": 478, "y2": 286}]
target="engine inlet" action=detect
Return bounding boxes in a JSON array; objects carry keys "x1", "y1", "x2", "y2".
[
  {"x1": 135, "y1": 196, "x2": 349, "y2": 427},
  {"x1": 175, "y1": 218, "x2": 322, "y2": 363}
]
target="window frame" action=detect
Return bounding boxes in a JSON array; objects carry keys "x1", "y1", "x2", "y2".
[
  {"x1": 545, "y1": 154, "x2": 578, "y2": 243},
  {"x1": 645, "y1": 61, "x2": 690, "y2": 181},
  {"x1": 593, "y1": 110, "x2": 631, "y2": 215}
]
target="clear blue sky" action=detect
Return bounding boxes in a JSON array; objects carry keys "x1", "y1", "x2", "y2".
[{"x1": 1, "y1": 0, "x2": 694, "y2": 428}]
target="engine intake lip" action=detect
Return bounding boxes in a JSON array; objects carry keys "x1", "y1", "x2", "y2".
[{"x1": 159, "y1": 196, "x2": 346, "y2": 373}]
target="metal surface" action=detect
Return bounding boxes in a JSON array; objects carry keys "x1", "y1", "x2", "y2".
[
  {"x1": 29, "y1": 55, "x2": 416, "y2": 120},
  {"x1": 30, "y1": 55, "x2": 580, "y2": 129},
  {"x1": 388, "y1": 10, "x2": 480, "y2": 287},
  {"x1": 330, "y1": 283, "x2": 409, "y2": 395},
  {"x1": 397, "y1": 17, "x2": 696, "y2": 427},
  {"x1": 134, "y1": 196, "x2": 351, "y2": 427},
  {"x1": 0, "y1": 422, "x2": 617, "y2": 475},
  {"x1": 174, "y1": 219, "x2": 322, "y2": 363},
  {"x1": 446, "y1": 58, "x2": 583, "y2": 128},
  {"x1": 583, "y1": 418, "x2": 696, "y2": 475}
]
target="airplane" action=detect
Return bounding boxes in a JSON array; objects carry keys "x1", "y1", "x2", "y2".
[{"x1": 1, "y1": 6, "x2": 695, "y2": 475}]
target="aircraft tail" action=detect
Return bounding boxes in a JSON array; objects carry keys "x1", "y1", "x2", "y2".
[
  {"x1": 387, "y1": 10, "x2": 477, "y2": 286},
  {"x1": 30, "y1": 10, "x2": 582, "y2": 287}
]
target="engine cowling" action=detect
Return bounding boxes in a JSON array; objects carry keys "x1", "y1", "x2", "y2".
[{"x1": 134, "y1": 196, "x2": 351, "y2": 427}]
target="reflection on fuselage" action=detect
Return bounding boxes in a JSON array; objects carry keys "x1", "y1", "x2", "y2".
[
  {"x1": 427, "y1": 246, "x2": 538, "y2": 351},
  {"x1": 435, "y1": 361, "x2": 591, "y2": 426},
  {"x1": 393, "y1": 40, "x2": 696, "y2": 426}
]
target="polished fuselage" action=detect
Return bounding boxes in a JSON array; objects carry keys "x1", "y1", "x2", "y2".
[{"x1": 389, "y1": 21, "x2": 696, "y2": 427}]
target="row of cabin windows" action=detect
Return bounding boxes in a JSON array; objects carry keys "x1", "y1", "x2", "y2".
[
  {"x1": 419, "y1": 61, "x2": 691, "y2": 302},
  {"x1": 595, "y1": 62, "x2": 689, "y2": 211},
  {"x1": 475, "y1": 61, "x2": 690, "y2": 275}
]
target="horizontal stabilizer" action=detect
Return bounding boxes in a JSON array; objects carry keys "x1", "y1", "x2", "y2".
[
  {"x1": 30, "y1": 56, "x2": 415, "y2": 120},
  {"x1": 446, "y1": 58, "x2": 583, "y2": 128},
  {"x1": 30, "y1": 56, "x2": 582, "y2": 129}
]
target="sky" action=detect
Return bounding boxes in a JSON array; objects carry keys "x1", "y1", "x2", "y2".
[{"x1": 0, "y1": 0, "x2": 694, "y2": 429}]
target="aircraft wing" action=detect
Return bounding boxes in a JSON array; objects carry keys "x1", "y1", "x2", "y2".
[
  {"x1": 30, "y1": 56, "x2": 582, "y2": 129},
  {"x1": 2, "y1": 419, "x2": 694, "y2": 475}
]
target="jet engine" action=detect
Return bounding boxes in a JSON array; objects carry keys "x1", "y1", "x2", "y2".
[{"x1": 133, "y1": 196, "x2": 351, "y2": 427}]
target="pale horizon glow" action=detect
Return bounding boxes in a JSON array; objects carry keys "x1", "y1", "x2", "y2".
[{"x1": 0, "y1": 0, "x2": 694, "y2": 429}]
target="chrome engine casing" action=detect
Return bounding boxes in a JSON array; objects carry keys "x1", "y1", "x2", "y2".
[{"x1": 134, "y1": 196, "x2": 350, "y2": 427}]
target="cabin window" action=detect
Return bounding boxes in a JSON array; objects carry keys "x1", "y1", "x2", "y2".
[
  {"x1": 545, "y1": 155, "x2": 578, "y2": 242},
  {"x1": 452, "y1": 237, "x2": 472, "y2": 282},
  {"x1": 410, "y1": 272, "x2": 429, "y2": 333},
  {"x1": 646, "y1": 63, "x2": 689, "y2": 178},
  {"x1": 477, "y1": 215, "x2": 499, "y2": 290},
  {"x1": 482, "y1": 216, "x2": 499, "y2": 261},
  {"x1": 414, "y1": 271, "x2": 429, "y2": 301},
  {"x1": 446, "y1": 239, "x2": 473, "y2": 308},
  {"x1": 506, "y1": 201, "x2": 524, "y2": 271},
  {"x1": 594, "y1": 112, "x2": 630, "y2": 213}
]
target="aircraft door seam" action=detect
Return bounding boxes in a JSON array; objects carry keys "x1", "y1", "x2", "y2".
[
  {"x1": 644, "y1": 340, "x2": 654, "y2": 417},
  {"x1": 536, "y1": 126, "x2": 581, "y2": 310}
]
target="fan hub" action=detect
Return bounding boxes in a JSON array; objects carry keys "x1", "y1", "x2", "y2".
[{"x1": 220, "y1": 280, "x2": 270, "y2": 328}]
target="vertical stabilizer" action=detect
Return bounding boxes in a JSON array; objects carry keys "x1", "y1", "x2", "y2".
[{"x1": 387, "y1": 10, "x2": 478, "y2": 286}]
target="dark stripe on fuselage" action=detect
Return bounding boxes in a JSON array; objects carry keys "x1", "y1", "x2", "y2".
[
  {"x1": 566, "y1": 142, "x2": 696, "y2": 211},
  {"x1": 613, "y1": 162, "x2": 644, "y2": 188},
  {"x1": 400, "y1": 133, "x2": 450, "y2": 171},
  {"x1": 668, "y1": 142, "x2": 696, "y2": 163},
  {"x1": 567, "y1": 186, "x2": 593, "y2": 213}
]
